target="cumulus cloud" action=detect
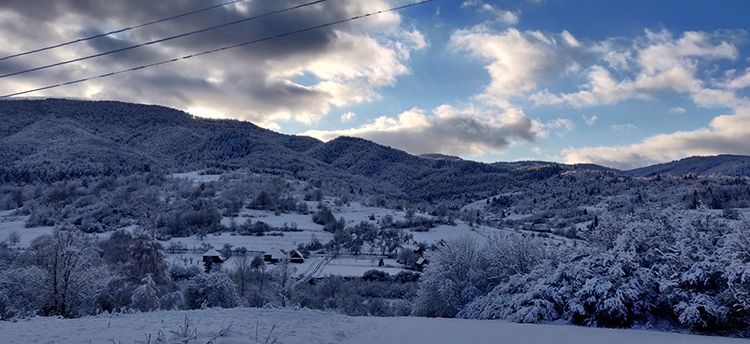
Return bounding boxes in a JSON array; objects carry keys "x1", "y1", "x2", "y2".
[
  {"x1": 728, "y1": 68, "x2": 750, "y2": 89},
  {"x1": 302, "y1": 105, "x2": 544, "y2": 156},
  {"x1": 339, "y1": 111, "x2": 356, "y2": 122},
  {"x1": 450, "y1": 26, "x2": 559, "y2": 108},
  {"x1": 546, "y1": 117, "x2": 575, "y2": 130},
  {"x1": 561, "y1": 30, "x2": 581, "y2": 48},
  {"x1": 0, "y1": 0, "x2": 424, "y2": 126},
  {"x1": 531, "y1": 30, "x2": 749, "y2": 110},
  {"x1": 563, "y1": 108, "x2": 750, "y2": 169},
  {"x1": 461, "y1": 0, "x2": 519, "y2": 25}
]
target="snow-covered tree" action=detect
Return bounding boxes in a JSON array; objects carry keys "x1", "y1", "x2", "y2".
[
  {"x1": 130, "y1": 274, "x2": 161, "y2": 312},
  {"x1": 26, "y1": 228, "x2": 108, "y2": 317},
  {"x1": 128, "y1": 231, "x2": 170, "y2": 286},
  {"x1": 182, "y1": 272, "x2": 240, "y2": 309},
  {"x1": 0, "y1": 266, "x2": 50, "y2": 319},
  {"x1": 413, "y1": 236, "x2": 485, "y2": 317},
  {"x1": 721, "y1": 219, "x2": 750, "y2": 327}
]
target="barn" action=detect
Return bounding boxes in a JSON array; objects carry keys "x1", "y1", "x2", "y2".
[
  {"x1": 202, "y1": 248, "x2": 225, "y2": 272},
  {"x1": 289, "y1": 249, "x2": 305, "y2": 264},
  {"x1": 415, "y1": 257, "x2": 428, "y2": 272},
  {"x1": 264, "y1": 249, "x2": 305, "y2": 264},
  {"x1": 263, "y1": 250, "x2": 284, "y2": 264}
]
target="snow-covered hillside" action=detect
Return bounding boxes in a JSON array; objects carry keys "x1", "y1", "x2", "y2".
[{"x1": 1, "y1": 307, "x2": 744, "y2": 344}]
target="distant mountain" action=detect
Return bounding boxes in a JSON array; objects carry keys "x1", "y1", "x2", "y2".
[
  {"x1": 307, "y1": 136, "x2": 519, "y2": 201},
  {"x1": 0, "y1": 99, "x2": 335, "y2": 182},
  {"x1": 3, "y1": 99, "x2": 749, "y2": 202},
  {"x1": 420, "y1": 153, "x2": 463, "y2": 161},
  {"x1": 625, "y1": 155, "x2": 750, "y2": 177}
]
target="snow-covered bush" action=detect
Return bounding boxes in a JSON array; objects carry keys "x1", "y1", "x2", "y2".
[
  {"x1": 567, "y1": 252, "x2": 655, "y2": 327},
  {"x1": 182, "y1": 272, "x2": 240, "y2": 309},
  {"x1": 717, "y1": 219, "x2": 750, "y2": 328},
  {"x1": 0, "y1": 266, "x2": 50, "y2": 319},
  {"x1": 460, "y1": 264, "x2": 557, "y2": 322},
  {"x1": 459, "y1": 210, "x2": 750, "y2": 333},
  {"x1": 415, "y1": 235, "x2": 547, "y2": 318},
  {"x1": 413, "y1": 237, "x2": 487, "y2": 317},
  {"x1": 130, "y1": 274, "x2": 161, "y2": 312}
]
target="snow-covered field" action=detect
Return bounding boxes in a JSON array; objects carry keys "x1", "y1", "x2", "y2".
[
  {"x1": 315, "y1": 257, "x2": 406, "y2": 277},
  {"x1": 227, "y1": 210, "x2": 324, "y2": 231},
  {"x1": 170, "y1": 171, "x2": 223, "y2": 183},
  {"x1": 164, "y1": 231, "x2": 332, "y2": 254},
  {"x1": 411, "y1": 223, "x2": 494, "y2": 244},
  {"x1": 1, "y1": 307, "x2": 744, "y2": 344},
  {"x1": 0, "y1": 212, "x2": 53, "y2": 247}
]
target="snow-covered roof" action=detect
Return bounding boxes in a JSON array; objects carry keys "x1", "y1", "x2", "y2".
[
  {"x1": 203, "y1": 248, "x2": 222, "y2": 257},
  {"x1": 264, "y1": 249, "x2": 285, "y2": 258}
]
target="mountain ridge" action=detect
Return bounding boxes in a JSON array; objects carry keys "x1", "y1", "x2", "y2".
[{"x1": 2, "y1": 99, "x2": 749, "y2": 196}]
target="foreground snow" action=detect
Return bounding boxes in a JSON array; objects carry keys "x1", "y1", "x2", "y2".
[{"x1": 1, "y1": 308, "x2": 744, "y2": 344}]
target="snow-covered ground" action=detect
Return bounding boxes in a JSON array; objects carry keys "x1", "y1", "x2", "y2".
[
  {"x1": 1, "y1": 307, "x2": 744, "y2": 344},
  {"x1": 0, "y1": 211, "x2": 53, "y2": 247},
  {"x1": 170, "y1": 171, "x2": 223, "y2": 183},
  {"x1": 164, "y1": 231, "x2": 332, "y2": 254},
  {"x1": 314, "y1": 257, "x2": 406, "y2": 277},
  {"x1": 227, "y1": 209, "x2": 324, "y2": 231},
  {"x1": 330, "y1": 201, "x2": 411, "y2": 225},
  {"x1": 410, "y1": 222, "x2": 495, "y2": 244}
]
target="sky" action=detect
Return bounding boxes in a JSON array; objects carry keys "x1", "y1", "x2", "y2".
[{"x1": 0, "y1": 0, "x2": 749, "y2": 169}]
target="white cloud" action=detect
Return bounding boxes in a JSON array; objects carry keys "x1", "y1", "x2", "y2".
[
  {"x1": 590, "y1": 40, "x2": 632, "y2": 70},
  {"x1": 561, "y1": 30, "x2": 581, "y2": 48},
  {"x1": 637, "y1": 30, "x2": 738, "y2": 74},
  {"x1": 451, "y1": 27, "x2": 557, "y2": 108},
  {"x1": 461, "y1": 0, "x2": 482, "y2": 8},
  {"x1": 461, "y1": 0, "x2": 520, "y2": 25},
  {"x1": 538, "y1": 117, "x2": 575, "y2": 138},
  {"x1": 531, "y1": 30, "x2": 748, "y2": 110},
  {"x1": 563, "y1": 108, "x2": 750, "y2": 169},
  {"x1": 669, "y1": 107, "x2": 687, "y2": 114},
  {"x1": 728, "y1": 68, "x2": 750, "y2": 89},
  {"x1": 582, "y1": 114, "x2": 598, "y2": 126},
  {"x1": 479, "y1": 4, "x2": 519, "y2": 25},
  {"x1": 609, "y1": 123, "x2": 638, "y2": 131},
  {"x1": 303, "y1": 105, "x2": 544, "y2": 157},
  {"x1": 339, "y1": 112, "x2": 356, "y2": 122},
  {"x1": 547, "y1": 117, "x2": 575, "y2": 130}
]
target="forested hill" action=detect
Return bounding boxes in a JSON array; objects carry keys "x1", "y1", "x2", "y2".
[
  {"x1": 2, "y1": 99, "x2": 749, "y2": 201},
  {"x1": 0, "y1": 99, "x2": 329, "y2": 182},
  {"x1": 626, "y1": 155, "x2": 750, "y2": 177}
]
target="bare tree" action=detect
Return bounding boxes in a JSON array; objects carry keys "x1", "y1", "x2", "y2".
[
  {"x1": 233, "y1": 255, "x2": 251, "y2": 298},
  {"x1": 27, "y1": 228, "x2": 103, "y2": 317}
]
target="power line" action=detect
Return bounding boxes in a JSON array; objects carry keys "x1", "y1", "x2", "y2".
[
  {"x1": 0, "y1": 0, "x2": 328, "y2": 79},
  {"x1": 0, "y1": 0, "x2": 251, "y2": 62},
  {"x1": 1, "y1": 0, "x2": 435, "y2": 99}
]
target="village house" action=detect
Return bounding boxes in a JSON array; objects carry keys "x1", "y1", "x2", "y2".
[
  {"x1": 264, "y1": 249, "x2": 305, "y2": 264},
  {"x1": 202, "y1": 248, "x2": 225, "y2": 272}
]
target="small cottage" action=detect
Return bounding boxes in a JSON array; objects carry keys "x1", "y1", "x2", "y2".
[
  {"x1": 289, "y1": 249, "x2": 305, "y2": 264},
  {"x1": 415, "y1": 257, "x2": 428, "y2": 272},
  {"x1": 265, "y1": 249, "x2": 305, "y2": 264},
  {"x1": 263, "y1": 249, "x2": 285, "y2": 264},
  {"x1": 202, "y1": 248, "x2": 225, "y2": 272}
]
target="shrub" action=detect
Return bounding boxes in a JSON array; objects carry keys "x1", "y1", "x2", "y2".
[{"x1": 182, "y1": 272, "x2": 240, "y2": 309}]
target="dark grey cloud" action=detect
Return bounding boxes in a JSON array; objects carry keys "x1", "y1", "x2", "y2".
[
  {"x1": 0, "y1": 0, "x2": 423, "y2": 125},
  {"x1": 303, "y1": 106, "x2": 544, "y2": 157}
]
